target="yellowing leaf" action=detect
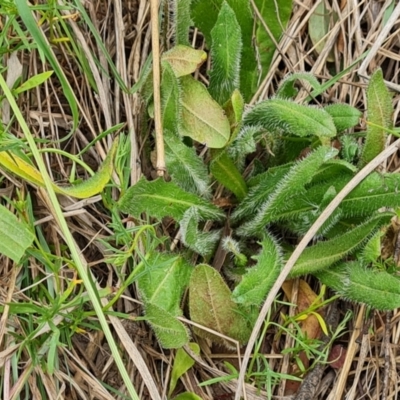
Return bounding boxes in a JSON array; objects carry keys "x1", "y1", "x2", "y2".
[
  {"x1": 162, "y1": 45, "x2": 207, "y2": 77},
  {"x1": 0, "y1": 139, "x2": 118, "y2": 199},
  {"x1": 179, "y1": 76, "x2": 230, "y2": 148}
]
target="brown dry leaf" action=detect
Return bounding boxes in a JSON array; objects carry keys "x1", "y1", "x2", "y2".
[{"x1": 282, "y1": 280, "x2": 325, "y2": 395}]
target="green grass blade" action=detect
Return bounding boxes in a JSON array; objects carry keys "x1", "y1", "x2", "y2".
[{"x1": 16, "y1": 0, "x2": 79, "y2": 131}]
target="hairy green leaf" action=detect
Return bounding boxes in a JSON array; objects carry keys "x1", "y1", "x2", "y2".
[
  {"x1": 179, "y1": 76, "x2": 230, "y2": 148},
  {"x1": 189, "y1": 264, "x2": 251, "y2": 345},
  {"x1": 210, "y1": 150, "x2": 247, "y2": 200},
  {"x1": 228, "y1": 126, "x2": 261, "y2": 170},
  {"x1": 145, "y1": 303, "x2": 189, "y2": 348},
  {"x1": 244, "y1": 98, "x2": 337, "y2": 139},
  {"x1": 276, "y1": 72, "x2": 322, "y2": 99},
  {"x1": 168, "y1": 343, "x2": 200, "y2": 397},
  {"x1": 0, "y1": 204, "x2": 34, "y2": 263},
  {"x1": 138, "y1": 252, "x2": 192, "y2": 316},
  {"x1": 118, "y1": 178, "x2": 224, "y2": 221},
  {"x1": 314, "y1": 263, "x2": 347, "y2": 293},
  {"x1": 232, "y1": 163, "x2": 292, "y2": 222},
  {"x1": 162, "y1": 45, "x2": 207, "y2": 77},
  {"x1": 232, "y1": 234, "x2": 282, "y2": 306},
  {"x1": 254, "y1": 0, "x2": 292, "y2": 84},
  {"x1": 172, "y1": 0, "x2": 193, "y2": 45},
  {"x1": 344, "y1": 262, "x2": 400, "y2": 310},
  {"x1": 289, "y1": 213, "x2": 392, "y2": 277},
  {"x1": 191, "y1": 0, "x2": 257, "y2": 101},
  {"x1": 324, "y1": 104, "x2": 362, "y2": 133},
  {"x1": 161, "y1": 62, "x2": 180, "y2": 132},
  {"x1": 180, "y1": 207, "x2": 221, "y2": 256},
  {"x1": 209, "y1": 1, "x2": 242, "y2": 104},
  {"x1": 238, "y1": 147, "x2": 338, "y2": 235},
  {"x1": 165, "y1": 131, "x2": 211, "y2": 197},
  {"x1": 360, "y1": 69, "x2": 393, "y2": 166}
]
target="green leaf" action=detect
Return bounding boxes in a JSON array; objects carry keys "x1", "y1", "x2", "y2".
[
  {"x1": 254, "y1": 0, "x2": 292, "y2": 84},
  {"x1": 164, "y1": 131, "x2": 211, "y2": 197},
  {"x1": 168, "y1": 343, "x2": 200, "y2": 397},
  {"x1": 308, "y1": 1, "x2": 334, "y2": 62},
  {"x1": 0, "y1": 204, "x2": 34, "y2": 263},
  {"x1": 145, "y1": 303, "x2": 189, "y2": 349},
  {"x1": 244, "y1": 98, "x2": 337, "y2": 139},
  {"x1": 276, "y1": 72, "x2": 322, "y2": 99},
  {"x1": 360, "y1": 69, "x2": 393, "y2": 166},
  {"x1": 232, "y1": 234, "x2": 282, "y2": 306},
  {"x1": 118, "y1": 178, "x2": 224, "y2": 221},
  {"x1": 16, "y1": 2, "x2": 79, "y2": 130},
  {"x1": 238, "y1": 146, "x2": 338, "y2": 235},
  {"x1": 189, "y1": 264, "x2": 251, "y2": 345},
  {"x1": 289, "y1": 213, "x2": 392, "y2": 277},
  {"x1": 344, "y1": 262, "x2": 400, "y2": 310},
  {"x1": 162, "y1": 45, "x2": 207, "y2": 78},
  {"x1": 228, "y1": 126, "x2": 261, "y2": 170},
  {"x1": 13, "y1": 71, "x2": 54, "y2": 95},
  {"x1": 209, "y1": 1, "x2": 242, "y2": 104},
  {"x1": 232, "y1": 164, "x2": 292, "y2": 222},
  {"x1": 173, "y1": 0, "x2": 193, "y2": 46},
  {"x1": 191, "y1": 0, "x2": 257, "y2": 102},
  {"x1": 0, "y1": 139, "x2": 118, "y2": 199},
  {"x1": 138, "y1": 252, "x2": 192, "y2": 316},
  {"x1": 314, "y1": 263, "x2": 347, "y2": 293},
  {"x1": 173, "y1": 393, "x2": 203, "y2": 400},
  {"x1": 161, "y1": 62, "x2": 180, "y2": 132},
  {"x1": 324, "y1": 104, "x2": 362, "y2": 133},
  {"x1": 210, "y1": 150, "x2": 247, "y2": 200},
  {"x1": 180, "y1": 207, "x2": 221, "y2": 256},
  {"x1": 179, "y1": 76, "x2": 230, "y2": 148}
]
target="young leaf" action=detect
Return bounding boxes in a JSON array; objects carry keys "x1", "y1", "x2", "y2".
[
  {"x1": 209, "y1": 1, "x2": 242, "y2": 105},
  {"x1": 343, "y1": 262, "x2": 400, "y2": 310},
  {"x1": 231, "y1": 163, "x2": 292, "y2": 222},
  {"x1": 289, "y1": 213, "x2": 392, "y2": 277},
  {"x1": 165, "y1": 131, "x2": 210, "y2": 197},
  {"x1": 210, "y1": 150, "x2": 247, "y2": 200},
  {"x1": 360, "y1": 69, "x2": 393, "y2": 166},
  {"x1": 254, "y1": 0, "x2": 292, "y2": 84},
  {"x1": 0, "y1": 139, "x2": 118, "y2": 199},
  {"x1": 168, "y1": 343, "x2": 200, "y2": 397},
  {"x1": 180, "y1": 207, "x2": 221, "y2": 257},
  {"x1": 161, "y1": 62, "x2": 180, "y2": 132},
  {"x1": 0, "y1": 204, "x2": 34, "y2": 263},
  {"x1": 13, "y1": 71, "x2": 54, "y2": 95},
  {"x1": 276, "y1": 72, "x2": 322, "y2": 99},
  {"x1": 324, "y1": 104, "x2": 362, "y2": 133},
  {"x1": 179, "y1": 76, "x2": 230, "y2": 148},
  {"x1": 232, "y1": 233, "x2": 282, "y2": 306},
  {"x1": 172, "y1": 0, "x2": 193, "y2": 46},
  {"x1": 238, "y1": 146, "x2": 338, "y2": 235},
  {"x1": 162, "y1": 45, "x2": 207, "y2": 77},
  {"x1": 189, "y1": 264, "x2": 251, "y2": 345},
  {"x1": 118, "y1": 178, "x2": 224, "y2": 221},
  {"x1": 243, "y1": 98, "x2": 337, "y2": 139},
  {"x1": 191, "y1": 0, "x2": 257, "y2": 102},
  {"x1": 138, "y1": 252, "x2": 192, "y2": 316},
  {"x1": 145, "y1": 303, "x2": 189, "y2": 349}
]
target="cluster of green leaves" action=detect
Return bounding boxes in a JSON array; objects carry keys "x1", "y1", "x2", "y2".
[{"x1": 118, "y1": 1, "x2": 400, "y2": 370}]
